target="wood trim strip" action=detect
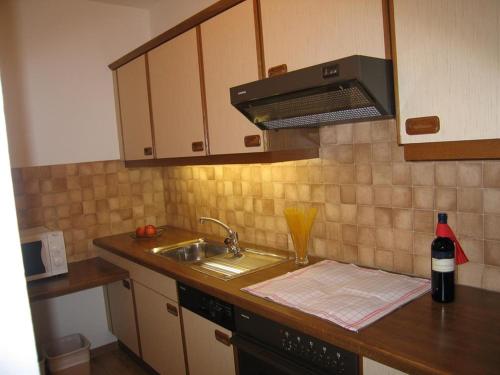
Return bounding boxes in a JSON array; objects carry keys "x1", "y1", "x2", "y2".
[
  {"x1": 387, "y1": 0, "x2": 402, "y2": 145},
  {"x1": 253, "y1": 0, "x2": 266, "y2": 79},
  {"x1": 114, "y1": 70, "x2": 127, "y2": 161},
  {"x1": 404, "y1": 139, "x2": 500, "y2": 161},
  {"x1": 109, "y1": 0, "x2": 246, "y2": 70},
  {"x1": 144, "y1": 54, "x2": 157, "y2": 159},
  {"x1": 124, "y1": 148, "x2": 319, "y2": 167},
  {"x1": 381, "y1": 0, "x2": 392, "y2": 59},
  {"x1": 130, "y1": 280, "x2": 143, "y2": 358},
  {"x1": 196, "y1": 26, "x2": 210, "y2": 155},
  {"x1": 179, "y1": 307, "x2": 191, "y2": 375}
]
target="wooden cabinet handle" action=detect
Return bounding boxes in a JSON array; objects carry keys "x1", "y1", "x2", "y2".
[
  {"x1": 405, "y1": 116, "x2": 440, "y2": 135},
  {"x1": 122, "y1": 279, "x2": 131, "y2": 289},
  {"x1": 244, "y1": 135, "x2": 261, "y2": 148},
  {"x1": 268, "y1": 64, "x2": 287, "y2": 77},
  {"x1": 214, "y1": 330, "x2": 231, "y2": 346},
  {"x1": 166, "y1": 303, "x2": 178, "y2": 316},
  {"x1": 143, "y1": 147, "x2": 153, "y2": 156},
  {"x1": 192, "y1": 141, "x2": 204, "y2": 152}
]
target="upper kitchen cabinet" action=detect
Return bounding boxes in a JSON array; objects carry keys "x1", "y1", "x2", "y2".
[
  {"x1": 115, "y1": 55, "x2": 154, "y2": 160},
  {"x1": 201, "y1": 0, "x2": 263, "y2": 155},
  {"x1": 259, "y1": 0, "x2": 387, "y2": 75},
  {"x1": 393, "y1": 0, "x2": 500, "y2": 149},
  {"x1": 148, "y1": 29, "x2": 206, "y2": 158}
]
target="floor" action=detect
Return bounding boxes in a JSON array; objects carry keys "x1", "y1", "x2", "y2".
[{"x1": 90, "y1": 346, "x2": 152, "y2": 375}]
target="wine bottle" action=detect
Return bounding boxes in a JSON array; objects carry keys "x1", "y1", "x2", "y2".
[{"x1": 431, "y1": 213, "x2": 455, "y2": 303}]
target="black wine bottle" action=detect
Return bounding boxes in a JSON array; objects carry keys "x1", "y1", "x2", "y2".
[{"x1": 431, "y1": 213, "x2": 455, "y2": 303}]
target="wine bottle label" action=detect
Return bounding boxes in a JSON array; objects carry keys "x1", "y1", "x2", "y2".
[{"x1": 432, "y1": 258, "x2": 454, "y2": 272}]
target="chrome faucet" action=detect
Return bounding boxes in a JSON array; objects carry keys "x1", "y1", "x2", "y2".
[{"x1": 199, "y1": 217, "x2": 242, "y2": 257}]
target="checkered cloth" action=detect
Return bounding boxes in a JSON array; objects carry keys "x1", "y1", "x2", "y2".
[{"x1": 243, "y1": 260, "x2": 430, "y2": 332}]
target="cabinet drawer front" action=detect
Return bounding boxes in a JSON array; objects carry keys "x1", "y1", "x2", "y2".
[{"x1": 96, "y1": 247, "x2": 177, "y2": 302}]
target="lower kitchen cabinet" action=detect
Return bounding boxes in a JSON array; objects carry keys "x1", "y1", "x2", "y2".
[
  {"x1": 363, "y1": 357, "x2": 407, "y2": 375},
  {"x1": 182, "y1": 307, "x2": 235, "y2": 375},
  {"x1": 105, "y1": 279, "x2": 140, "y2": 356},
  {"x1": 134, "y1": 282, "x2": 186, "y2": 375}
]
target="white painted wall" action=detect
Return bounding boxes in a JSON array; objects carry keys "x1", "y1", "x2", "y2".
[
  {"x1": 0, "y1": 76, "x2": 39, "y2": 375},
  {"x1": 0, "y1": 0, "x2": 151, "y2": 167},
  {"x1": 149, "y1": 0, "x2": 218, "y2": 37},
  {"x1": 30, "y1": 287, "x2": 116, "y2": 350}
]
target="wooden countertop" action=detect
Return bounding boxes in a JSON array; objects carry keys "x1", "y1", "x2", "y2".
[
  {"x1": 27, "y1": 257, "x2": 129, "y2": 302},
  {"x1": 93, "y1": 226, "x2": 500, "y2": 375}
]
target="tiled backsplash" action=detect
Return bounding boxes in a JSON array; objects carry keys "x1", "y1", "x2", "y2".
[
  {"x1": 10, "y1": 120, "x2": 500, "y2": 292},
  {"x1": 162, "y1": 120, "x2": 500, "y2": 292},
  {"x1": 11, "y1": 161, "x2": 166, "y2": 261}
]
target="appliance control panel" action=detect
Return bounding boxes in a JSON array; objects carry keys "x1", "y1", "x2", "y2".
[{"x1": 235, "y1": 307, "x2": 358, "y2": 374}]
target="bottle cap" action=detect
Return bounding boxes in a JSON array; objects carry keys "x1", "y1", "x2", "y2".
[{"x1": 438, "y1": 212, "x2": 448, "y2": 224}]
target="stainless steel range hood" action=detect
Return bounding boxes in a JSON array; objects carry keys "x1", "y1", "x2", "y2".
[{"x1": 230, "y1": 55, "x2": 394, "y2": 130}]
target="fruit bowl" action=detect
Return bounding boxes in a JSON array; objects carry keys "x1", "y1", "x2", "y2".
[{"x1": 130, "y1": 227, "x2": 165, "y2": 240}]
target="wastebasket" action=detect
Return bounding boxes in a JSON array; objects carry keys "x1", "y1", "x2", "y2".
[{"x1": 43, "y1": 333, "x2": 90, "y2": 375}]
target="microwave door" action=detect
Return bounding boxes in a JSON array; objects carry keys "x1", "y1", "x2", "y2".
[{"x1": 22, "y1": 240, "x2": 50, "y2": 281}]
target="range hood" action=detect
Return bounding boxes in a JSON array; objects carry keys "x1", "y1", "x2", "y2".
[{"x1": 230, "y1": 55, "x2": 394, "y2": 130}]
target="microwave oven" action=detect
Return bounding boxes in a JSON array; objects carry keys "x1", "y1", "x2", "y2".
[{"x1": 20, "y1": 227, "x2": 68, "y2": 281}]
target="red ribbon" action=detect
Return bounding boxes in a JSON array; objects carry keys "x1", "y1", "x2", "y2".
[{"x1": 436, "y1": 223, "x2": 469, "y2": 265}]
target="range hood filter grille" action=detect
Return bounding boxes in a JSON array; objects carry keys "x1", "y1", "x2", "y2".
[
  {"x1": 243, "y1": 84, "x2": 380, "y2": 130},
  {"x1": 262, "y1": 106, "x2": 381, "y2": 130}
]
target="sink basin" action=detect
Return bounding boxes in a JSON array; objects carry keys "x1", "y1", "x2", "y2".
[
  {"x1": 150, "y1": 239, "x2": 289, "y2": 280},
  {"x1": 150, "y1": 239, "x2": 226, "y2": 262}
]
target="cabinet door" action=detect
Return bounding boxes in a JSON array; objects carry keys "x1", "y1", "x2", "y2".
[
  {"x1": 182, "y1": 307, "x2": 235, "y2": 375},
  {"x1": 260, "y1": 0, "x2": 386, "y2": 74},
  {"x1": 115, "y1": 56, "x2": 154, "y2": 160},
  {"x1": 148, "y1": 29, "x2": 206, "y2": 158},
  {"x1": 201, "y1": 0, "x2": 263, "y2": 155},
  {"x1": 134, "y1": 282, "x2": 185, "y2": 375},
  {"x1": 105, "y1": 279, "x2": 140, "y2": 356},
  {"x1": 393, "y1": 0, "x2": 500, "y2": 144},
  {"x1": 363, "y1": 357, "x2": 407, "y2": 375}
]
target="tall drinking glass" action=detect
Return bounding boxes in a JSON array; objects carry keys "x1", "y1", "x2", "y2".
[{"x1": 284, "y1": 206, "x2": 318, "y2": 266}]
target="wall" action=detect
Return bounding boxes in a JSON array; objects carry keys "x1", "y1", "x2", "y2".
[
  {"x1": 12, "y1": 160, "x2": 166, "y2": 262},
  {"x1": 162, "y1": 120, "x2": 500, "y2": 293},
  {"x1": 149, "y1": 0, "x2": 218, "y2": 37},
  {"x1": 0, "y1": 0, "x2": 151, "y2": 167}
]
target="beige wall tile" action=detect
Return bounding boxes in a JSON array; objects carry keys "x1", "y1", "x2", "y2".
[
  {"x1": 372, "y1": 163, "x2": 392, "y2": 185},
  {"x1": 458, "y1": 213, "x2": 484, "y2": 239},
  {"x1": 340, "y1": 185, "x2": 356, "y2": 204},
  {"x1": 414, "y1": 210, "x2": 434, "y2": 233},
  {"x1": 353, "y1": 122, "x2": 372, "y2": 143},
  {"x1": 325, "y1": 203, "x2": 341, "y2": 222},
  {"x1": 358, "y1": 246, "x2": 375, "y2": 267},
  {"x1": 372, "y1": 143, "x2": 392, "y2": 162},
  {"x1": 485, "y1": 214, "x2": 500, "y2": 240},
  {"x1": 343, "y1": 244, "x2": 358, "y2": 263},
  {"x1": 459, "y1": 238, "x2": 484, "y2": 264},
  {"x1": 485, "y1": 240, "x2": 500, "y2": 266},
  {"x1": 392, "y1": 163, "x2": 411, "y2": 186},
  {"x1": 394, "y1": 252, "x2": 413, "y2": 274},
  {"x1": 340, "y1": 204, "x2": 357, "y2": 224},
  {"x1": 413, "y1": 232, "x2": 433, "y2": 256},
  {"x1": 354, "y1": 144, "x2": 372, "y2": 163},
  {"x1": 356, "y1": 186, "x2": 373, "y2": 205},
  {"x1": 374, "y1": 186, "x2": 392, "y2": 206},
  {"x1": 358, "y1": 226, "x2": 375, "y2": 245},
  {"x1": 371, "y1": 120, "x2": 392, "y2": 142},
  {"x1": 339, "y1": 165, "x2": 355, "y2": 184},
  {"x1": 357, "y1": 206, "x2": 375, "y2": 226},
  {"x1": 375, "y1": 250, "x2": 394, "y2": 271},
  {"x1": 457, "y1": 262, "x2": 484, "y2": 288},
  {"x1": 375, "y1": 207, "x2": 392, "y2": 227},
  {"x1": 483, "y1": 162, "x2": 500, "y2": 188},
  {"x1": 413, "y1": 255, "x2": 430, "y2": 278},
  {"x1": 392, "y1": 187, "x2": 412, "y2": 208},
  {"x1": 319, "y1": 125, "x2": 337, "y2": 144},
  {"x1": 457, "y1": 162, "x2": 482, "y2": 187},
  {"x1": 482, "y1": 266, "x2": 500, "y2": 292},
  {"x1": 325, "y1": 185, "x2": 340, "y2": 203},
  {"x1": 411, "y1": 163, "x2": 435, "y2": 186},
  {"x1": 341, "y1": 224, "x2": 357, "y2": 244},
  {"x1": 335, "y1": 123, "x2": 353, "y2": 144},
  {"x1": 413, "y1": 187, "x2": 434, "y2": 209},
  {"x1": 483, "y1": 189, "x2": 500, "y2": 214},
  {"x1": 376, "y1": 227, "x2": 393, "y2": 250},
  {"x1": 435, "y1": 188, "x2": 457, "y2": 211},
  {"x1": 393, "y1": 208, "x2": 413, "y2": 230},
  {"x1": 458, "y1": 188, "x2": 483, "y2": 213},
  {"x1": 355, "y1": 164, "x2": 372, "y2": 184}
]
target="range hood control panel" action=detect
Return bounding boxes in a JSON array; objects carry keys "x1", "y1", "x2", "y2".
[{"x1": 322, "y1": 64, "x2": 339, "y2": 79}]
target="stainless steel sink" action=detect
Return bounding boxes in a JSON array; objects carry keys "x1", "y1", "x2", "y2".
[
  {"x1": 149, "y1": 239, "x2": 288, "y2": 280},
  {"x1": 150, "y1": 239, "x2": 226, "y2": 262}
]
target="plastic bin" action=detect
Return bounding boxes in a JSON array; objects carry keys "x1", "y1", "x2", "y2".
[{"x1": 43, "y1": 334, "x2": 90, "y2": 375}]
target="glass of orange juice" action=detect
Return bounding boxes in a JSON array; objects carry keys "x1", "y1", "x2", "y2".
[{"x1": 284, "y1": 206, "x2": 317, "y2": 266}]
